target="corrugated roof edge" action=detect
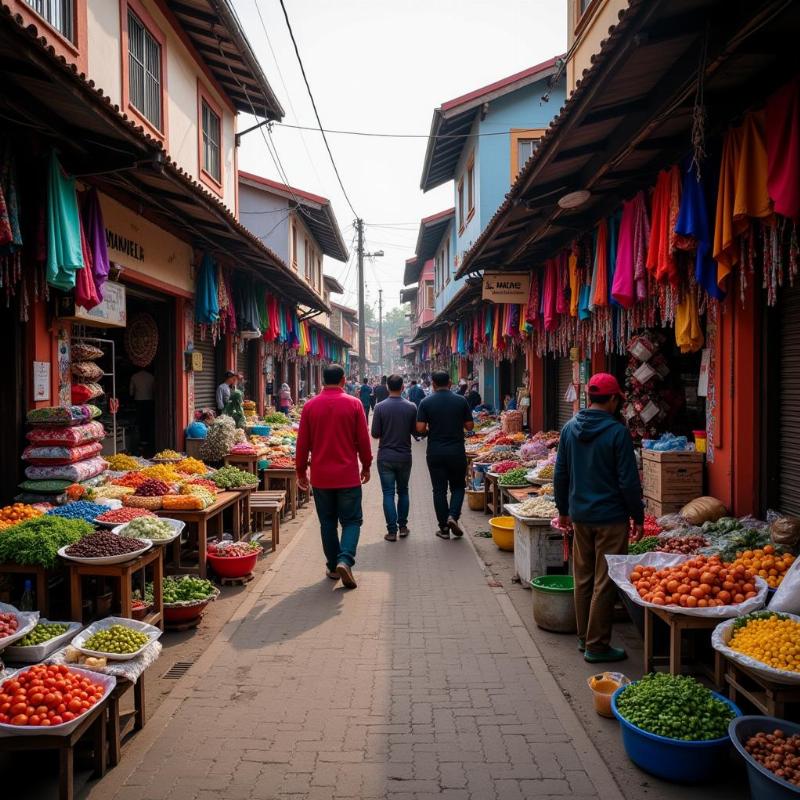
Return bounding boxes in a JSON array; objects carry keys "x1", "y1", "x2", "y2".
[{"x1": 456, "y1": 0, "x2": 643, "y2": 278}]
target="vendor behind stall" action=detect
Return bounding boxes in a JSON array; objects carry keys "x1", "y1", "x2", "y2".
[{"x1": 216, "y1": 371, "x2": 237, "y2": 413}]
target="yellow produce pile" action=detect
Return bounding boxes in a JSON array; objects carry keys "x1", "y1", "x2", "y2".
[
  {"x1": 105, "y1": 453, "x2": 141, "y2": 471},
  {"x1": 175, "y1": 457, "x2": 207, "y2": 475},
  {"x1": 140, "y1": 464, "x2": 181, "y2": 483},
  {"x1": 729, "y1": 613, "x2": 800, "y2": 673},
  {"x1": 0, "y1": 504, "x2": 43, "y2": 530},
  {"x1": 153, "y1": 449, "x2": 182, "y2": 460},
  {"x1": 728, "y1": 545, "x2": 795, "y2": 589}
]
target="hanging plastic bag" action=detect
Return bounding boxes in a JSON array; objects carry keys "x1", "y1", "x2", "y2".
[
  {"x1": 767, "y1": 556, "x2": 800, "y2": 614},
  {"x1": 606, "y1": 552, "x2": 768, "y2": 619},
  {"x1": 712, "y1": 612, "x2": 800, "y2": 686}
]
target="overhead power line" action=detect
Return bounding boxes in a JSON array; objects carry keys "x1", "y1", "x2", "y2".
[
  {"x1": 277, "y1": 0, "x2": 359, "y2": 219},
  {"x1": 275, "y1": 122, "x2": 541, "y2": 140}
]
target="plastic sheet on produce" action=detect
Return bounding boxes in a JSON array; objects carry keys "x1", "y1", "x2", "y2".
[
  {"x1": 606, "y1": 552, "x2": 768, "y2": 618},
  {"x1": 712, "y1": 612, "x2": 800, "y2": 686},
  {"x1": 47, "y1": 640, "x2": 162, "y2": 683},
  {"x1": 767, "y1": 556, "x2": 800, "y2": 615},
  {"x1": 0, "y1": 602, "x2": 39, "y2": 650}
]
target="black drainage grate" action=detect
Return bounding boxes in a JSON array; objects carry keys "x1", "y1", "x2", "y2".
[{"x1": 163, "y1": 661, "x2": 193, "y2": 680}]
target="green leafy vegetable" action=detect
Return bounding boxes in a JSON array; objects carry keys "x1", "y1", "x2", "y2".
[{"x1": 0, "y1": 517, "x2": 92, "y2": 568}]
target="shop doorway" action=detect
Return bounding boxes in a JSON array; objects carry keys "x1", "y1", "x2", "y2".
[{"x1": 85, "y1": 287, "x2": 176, "y2": 456}]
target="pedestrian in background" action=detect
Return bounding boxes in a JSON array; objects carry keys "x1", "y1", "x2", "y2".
[
  {"x1": 554, "y1": 372, "x2": 643, "y2": 663},
  {"x1": 467, "y1": 382, "x2": 482, "y2": 410},
  {"x1": 416, "y1": 370, "x2": 474, "y2": 539},
  {"x1": 296, "y1": 364, "x2": 372, "y2": 589},
  {"x1": 277, "y1": 383, "x2": 293, "y2": 416},
  {"x1": 373, "y1": 375, "x2": 389, "y2": 405},
  {"x1": 371, "y1": 374, "x2": 418, "y2": 541},
  {"x1": 359, "y1": 377, "x2": 372, "y2": 421},
  {"x1": 407, "y1": 379, "x2": 425, "y2": 407}
]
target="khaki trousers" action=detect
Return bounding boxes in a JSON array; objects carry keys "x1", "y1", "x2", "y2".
[{"x1": 572, "y1": 522, "x2": 629, "y2": 652}]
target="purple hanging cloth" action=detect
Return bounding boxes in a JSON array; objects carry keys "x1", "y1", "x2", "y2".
[{"x1": 80, "y1": 188, "x2": 110, "y2": 301}]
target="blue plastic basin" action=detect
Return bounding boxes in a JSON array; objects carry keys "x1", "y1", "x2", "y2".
[
  {"x1": 729, "y1": 716, "x2": 800, "y2": 799},
  {"x1": 611, "y1": 683, "x2": 741, "y2": 783}
]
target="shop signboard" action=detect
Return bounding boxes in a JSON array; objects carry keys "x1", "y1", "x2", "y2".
[
  {"x1": 57, "y1": 282, "x2": 127, "y2": 328},
  {"x1": 482, "y1": 272, "x2": 530, "y2": 304},
  {"x1": 33, "y1": 361, "x2": 50, "y2": 402}
]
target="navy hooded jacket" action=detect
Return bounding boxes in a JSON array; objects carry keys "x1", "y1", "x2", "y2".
[{"x1": 554, "y1": 409, "x2": 644, "y2": 525}]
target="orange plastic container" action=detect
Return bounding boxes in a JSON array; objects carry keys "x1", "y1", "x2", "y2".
[{"x1": 587, "y1": 672, "x2": 630, "y2": 718}]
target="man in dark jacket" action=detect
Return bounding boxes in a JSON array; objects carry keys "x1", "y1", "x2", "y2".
[
  {"x1": 554, "y1": 373, "x2": 643, "y2": 664},
  {"x1": 373, "y1": 375, "x2": 389, "y2": 405},
  {"x1": 407, "y1": 380, "x2": 425, "y2": 407}
]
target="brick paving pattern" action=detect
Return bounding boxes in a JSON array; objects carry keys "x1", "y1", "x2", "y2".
[{"x1": 93, "y1": 441, "x2": 616, "y2": 799}]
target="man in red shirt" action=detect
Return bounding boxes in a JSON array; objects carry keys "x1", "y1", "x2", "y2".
[{"x1": 296, "y1": 364, "x2": 372, "y2": 589}]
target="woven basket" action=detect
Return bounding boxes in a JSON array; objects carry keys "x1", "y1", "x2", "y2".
[
  {"x1": 122, "y1": 495, "x2": 164, "y2": 510},
  {"x1": 466, "y1": 490, "x2": 485, "y2": 511}
]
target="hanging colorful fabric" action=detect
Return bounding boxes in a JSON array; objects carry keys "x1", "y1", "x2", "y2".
[
  {"x1": 80, "y1": 188, "x2": 110, "y2": 301},
  {"x1": 713, "y1": 125, "x2": 742, "y2": 288},
  {"x1": 194, "y1": 253, "x2": 219, "y2": 324},
  {"x1": 591, "y1": 220, "x2": 609, "y2": 308},
  {"x1": 734, "y1": 111, "x2": 772, "y2": 225},
  {"x1": 674, "y1": 287, "x2": 704, "y2": 353},
  {"x1": 612, "y1": 199, "x2": 636, "y2": 307},
  {"x1": 765, "y1": 77, "x2": 800, "y2": 220},
  {"x1": 46, "y1": 151, "x2": 84, "y2": 291},
  {"x1": 543, "y1": 259, "x2": 558, "y2": 331},
  {"x1": 646, "y1": 168, "x2": 677, "y2": 286},
  {"x1": 74, "y1": 213, "x2": 100, "y2": 310}
]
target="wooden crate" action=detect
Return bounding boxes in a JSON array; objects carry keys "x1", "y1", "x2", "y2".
[
  {"x1": 645, "y1": 497, "x2": 690, "y2": 517},
  {"x1": 642, "y1": 450, "x2": 703, "y2": 502}
]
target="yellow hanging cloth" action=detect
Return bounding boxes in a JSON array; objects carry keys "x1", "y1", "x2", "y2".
[
  {"x1": 734, "y1": 110, "x2": 772, "y2": 224},
  {"x1": 674, "y1": 291, "x2": 704, "y2": 353},
  {"x1": 713, "y1": 125, "x2": 742, "y2": 289}
]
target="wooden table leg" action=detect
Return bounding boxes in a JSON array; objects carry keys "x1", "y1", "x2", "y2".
[
  {"x1": 134, "y1": 676, "x2": 146, "y2": 730},
  {"x1": 59, "y1": 741, "x2": 74, "y2": 800},
  {"x1": 669, "y1": 618, "x2": 682, "y2": 676},
  {"x1": 272, "y1": 510, "x2": 279, "y2": 551},
  {"x1": 70, "y1": 568, "x2": 82, "y2": 624},
  {"x1": 198, "y1": 518, "x2": 208, "y2": 578},
  {"x1": 36, "y1": 570, "x2": 49, "y2": 617},
  {"x1": 643, "y1": 607, "x2": 653, "y2": 674},
  {"x1": 232, "y1": 499, "x2": 241, "y2": 541},
  {"x1": 107, "y1": 692, "x2": 121, "y2": 768},
  {"x1": 120, "y1": 565, "x2": 132, "y2": 620},
  {"x1": 93, "y1": 709, "x2": 107, "y2": 778},
  {"x1": 291, "y1": 478, "x2": 297, "y2": 519},
  {"x1": 152, "y1": 551, "x2": 163, "y2": 630}
]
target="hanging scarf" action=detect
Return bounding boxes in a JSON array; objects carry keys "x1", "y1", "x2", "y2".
[
  {"x1": 80, "y1": 188, "x2": 110, "y2": 301},
  {"x1": 543, "y1": 259, "x2": 558, "y2": 331},
  {"x1": 632, "y1": 191, "x2": 650, "y2": 302},
  {"x1": 612, "y1": 199, "x2": 637, "y2": 307},
  {"x1": 194, "y1": 253, "x2": 219, "y2": 324},
  {"x1": 590, "y1": 220, "x2": 609, "y2": 308},
  {"x1": 46, "y1": 151, "x2": 84, "y2": 291},
  {"x1": 765, "y1": 76, "x2": 800, "y2": 220},
  {"x1": 646, "y1": 167, "x2": 678, "y2": 286},
  {"x1": 713, "y1": 125, "x2": 743, "y2": 288},
  {"x1": 74, "y1": 215, "x2": 100, "y2": 310}
]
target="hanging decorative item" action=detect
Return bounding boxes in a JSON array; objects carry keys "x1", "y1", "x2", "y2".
[{"x1": 124, "y1": 312, "x2": 158, "y2": 367}]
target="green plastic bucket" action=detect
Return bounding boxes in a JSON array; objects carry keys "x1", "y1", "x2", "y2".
[{"x1": 530, "y1": 575, "x2": 576, "y2": 632}]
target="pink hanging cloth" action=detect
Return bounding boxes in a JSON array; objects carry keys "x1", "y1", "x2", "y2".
[
  {"x1": 543, "y1": 259, "x2": 558, "y2": 331},
  {"x1": 74, "y1": 216, "x2": 100, "y2": 310},
  {"x1": 612, "y1": 198, "x2": 636, "y2": 308}
]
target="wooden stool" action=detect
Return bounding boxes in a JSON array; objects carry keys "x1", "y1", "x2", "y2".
[
  {"x1": 106, "y1": 676, "x2": 145, "y2": 767},
  {"x1": 250, "y1": 494, "x2": 285, "y2": 551},
  {"x1": 0, "y1": 699, "x2": 107, "y2": 800},
  {"x1": 724, "y1": 658, "x2": 800, "y2": 716},
  {"x1": 252, "y1": 490, "x2": 288, "y2": 521},
  {"x1": 643, "y1": 606, "x2": 724, "y2": 688}
]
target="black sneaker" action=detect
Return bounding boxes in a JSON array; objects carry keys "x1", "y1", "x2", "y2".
[
  {"x1": 384, "y1": 532, "x2": 397, "y2": 542},
  {"x1": 436, "y1": 528, "x2": 450, "y2": 540},
  {"x1": 326, "y1": 569, "x2": 340, "y2": 580},
  {"x1": 447, "y1": 517, "x2": 465, "y2": 537},
  {"x1": 336, "y1": 562, "x2": 358, "y2": 589},
  {"x1": 398, "y1": 526, "x2": 410, "y2": 538}
]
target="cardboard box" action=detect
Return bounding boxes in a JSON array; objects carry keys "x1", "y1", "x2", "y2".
[
  {"x1": 645, "y1": 497, "x2": 689, "y2": 517},
  {"x1": 642, "y1": 450, "x2": 703, "y2": 503}
]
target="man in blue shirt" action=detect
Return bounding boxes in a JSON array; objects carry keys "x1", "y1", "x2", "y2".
[
  {"x1": 407, "y1": 379, "x2": 425, "y2": 407},
  {"x1": 416, "y1": 371, "x2": 474, "y2": 539},
  {"x1": 358, "y1": 377, "x2": 373, "y2": 421},
  {"x1": 371, "y1": 375, "x2": 418, "y2": 542}
]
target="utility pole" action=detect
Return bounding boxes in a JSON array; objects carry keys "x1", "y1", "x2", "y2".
[
  {"x1": 356, "y1": 218, "x2": 365, "y2": 379},
  {"x1": 378, "y1": 289, "x2": 383, "y2": 376}
]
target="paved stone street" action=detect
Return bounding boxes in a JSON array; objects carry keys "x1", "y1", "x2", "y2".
[{"x1": 90, "y1": 440, "x2": 622, "y2": 800}]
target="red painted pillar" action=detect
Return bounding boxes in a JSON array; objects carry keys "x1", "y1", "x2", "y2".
[{"x1": 528, "y1": 343, "x2": 545, "y2": 432}]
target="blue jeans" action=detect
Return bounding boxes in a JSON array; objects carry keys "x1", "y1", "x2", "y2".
[
  {"x1": 312, "y1": 486, "x2": 363, "y2": 570},
  {"x1": 426, "y1": 454, "x2": 467, "y2": 529},
  {"x1": 377, "y1": 461, "x2": 411, "y2": 534}
]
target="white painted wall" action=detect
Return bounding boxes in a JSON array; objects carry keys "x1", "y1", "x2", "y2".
[{"x1": 86, "y1": 0, "x2": 237, "y2": 211}]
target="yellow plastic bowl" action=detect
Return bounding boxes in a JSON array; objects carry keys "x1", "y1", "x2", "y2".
[{"x1": 489, "y1": 516, "x2": 515, "y2": 551}]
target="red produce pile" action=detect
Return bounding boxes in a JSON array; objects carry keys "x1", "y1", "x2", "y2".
[
  {"x1": 0, "y1": 612, "x2": 19, "y2": 638},
  {"x1": 656, "y1": 534, "x2": 709, "y2": 554},
  {"x1": 492, "y1": 460, "x2": 522, "y2": 474},
  {"x1": 96, "y1": 507, "x2": 156, "y2": 524},
  {"x1": 207, "y1": 541, "x2": 262, "y2": 558},
  {"x1": 134, "y1": 479, "x2": 171, "y2": 497}
]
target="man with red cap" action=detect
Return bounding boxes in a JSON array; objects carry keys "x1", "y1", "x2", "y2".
[{"x1": 554, "y1": 372, "x2": 644, "y2": 663}]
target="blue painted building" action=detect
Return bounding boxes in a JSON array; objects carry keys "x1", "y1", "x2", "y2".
[{"x1": 409, "y1": 57, "x2": 566, "y2": 405}]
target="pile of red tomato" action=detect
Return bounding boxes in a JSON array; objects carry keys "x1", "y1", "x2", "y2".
[
  {"x1": 0, "y1": 611, "x2": 19, "y2": 639},
  {"x1": 0, "y1": 664, "x2": 106, "y2": 727}
]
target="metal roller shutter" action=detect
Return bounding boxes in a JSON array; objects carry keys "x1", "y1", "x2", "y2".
[
  {"x1": 556, "y1": 358, "x2": 574, "y2": 430},
  {"x1": 779, "y1": 286, "x2": 800, "y2": 515},
  {"x1": 237, "y1": 342, "x2": 251, "y2": 400},
  {"x1": 193, "y1": 326, "x2": 217, "y2": 412}
]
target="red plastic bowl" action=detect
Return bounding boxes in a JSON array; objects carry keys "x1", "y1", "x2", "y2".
[
  {"x1": 164, "y1": 601, "x2": 209, "y2": 624},
  {"x1": 206, "y1": 551, "x2": 258, "y2": 578}
]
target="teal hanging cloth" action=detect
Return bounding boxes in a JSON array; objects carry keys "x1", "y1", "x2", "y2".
[
  {"x1": 195, "y1": 253, "x2": 219, "y2": 324},
  {"x1": 46, "y1": 151, "x2": 84, "y2": 291}
]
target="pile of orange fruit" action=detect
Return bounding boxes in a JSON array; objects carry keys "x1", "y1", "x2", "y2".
[
  {"x1": 0, "y1": 504, "x2": 43, "y2": 531},
  {"x1": 727, "y1": 545, "x2": 795, "y2": 589}
]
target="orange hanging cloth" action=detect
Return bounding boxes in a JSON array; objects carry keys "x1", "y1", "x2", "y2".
[
  {"x1": 733, "y1": 110, "x2": 772, "y2": 226},
  {"x1": 568, "y1": 253, "x2": 579, "y2": 317},
  {"x1": 713, "y1": 125, "x2": 742, "y2": 289},
  {"x1": 591, "y1": 220, "x2": 609, "y2": 307},
  {"x1": 646, "y1": 169, "x2": 676, "y2": 284}
]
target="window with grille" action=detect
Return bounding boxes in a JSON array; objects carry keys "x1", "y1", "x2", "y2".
[
  {"x1": 518, "y1": 137, "x2": 541, "y2": 167},
  {"x1": 201, "y1": 100, "x2": 221, "y2": 183},
  {"x1": 128, "y1": 9, "x2": 162, "y2": 130},
  {"x1": 26, "y1": 0, "x2": 73, "y2": 42}
]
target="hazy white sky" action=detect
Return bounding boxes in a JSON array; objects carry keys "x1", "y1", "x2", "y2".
[{"x1": 234, "y1": 0, "x2": 566, "y2": 311}]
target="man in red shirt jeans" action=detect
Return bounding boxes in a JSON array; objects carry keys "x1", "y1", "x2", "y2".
[{"x1": 296, "y1": 364, "x2": 372, "y2": 589}]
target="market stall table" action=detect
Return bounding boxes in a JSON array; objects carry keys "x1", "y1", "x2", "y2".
[
  {"x1": 68, "y1": 547, "x2": 164, "y2": 630},
  {"x1": 643, "y1": 606, "x2": 724, "y2": 689},
  {"x1": 229, "y1": 485, "x2": 254, "y2": 537},
  {"x1": 249, "y1": 491, "x2": 286, "y2": 551},
  {"x1": 483, "y1": 472, "x2": 501, "y2": 516},
  {"x1": 106, "y1": 676, "x2": 145, "y2": 767},
  {"x1": 223, "y1": 452, "x2": 260, "y2": 476},
  {"x1": 724, "y1": 658, "x2": 800, "y2": 717},
  {"x1": 154, "y1": 491, "x2": 242, "y2": 578},
  {"x1": 0, "y1": 696, "x2": 108, "y2": 800},
  {"x1": 263, "y1": 468, "x2": 299, "y2": 519},
  {"x1": 0, "y1": 562, "x2": 59, "y2": 616}
]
